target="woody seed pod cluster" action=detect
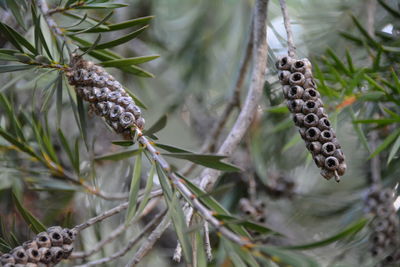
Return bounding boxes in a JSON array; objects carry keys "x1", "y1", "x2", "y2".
[
  {"x1": 0, "y1": 226, "x2": 76, "y2": 267},
  {"x1": 239, "y1": 198, "x2": 266, "y2": 231},
  {"x1": 364, "y1": 185, "x2": 399, "y2": 264},
  {"x1": 65, "y1": 55, "x2": 145, "y2": 138},
  {"x1": 276, "y1": 56, "x2": 346, "y2": 181}
]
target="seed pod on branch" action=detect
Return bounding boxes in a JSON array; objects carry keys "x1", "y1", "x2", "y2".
[
  {"x1": 276, "y1": 56, "x2": 346, "y2": 182},
  {"x1": 364, "y1": 186, "x2": 399, "y2": 263},
  {"x1": 65, "y1": 54, "x2": 145, "y2": 138},
  {"x1": 2, "y1": 226, "x2": 77, "y2": 266}
]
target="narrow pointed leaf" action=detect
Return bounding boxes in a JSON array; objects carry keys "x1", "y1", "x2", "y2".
[
  {"x1": 69, "y1": 16, "x2": 154, "y2": 33},
  {"x1": 71, "y1": 11, "x2": 113, "y2": 35},
  {"x1": 95, "y1": 148, "x2": 141, "y2": 161},
  {"x1": 85, "y1": 25, "x2": 148, "y2": 49},
  {"x1": 134, "y1": 164, "x2": 155, "y2": 219},
  {"x1": 388, "y1": 135, "x2": 400, "y2": 164},
  {"x1": 144, "y1": 115, "x2": 167, "y2": 136},
  {"x1": 369, "y1": 128, "x2": 400, "y2": 159},
  {"x1": 0, "y1": 22, "x2": 35, "y2": 54},
  {"x1": 0, "y1": 64, "x2": 34, "y2": 73},
  {"x1": 162, "y1": 153, "x2": 241, "y2": 172},
  {"x1": 100, "y1": 55, "x2": 160, "y2": 67},
  {"x1": 75, "y1": 3, "x2": 128, "y2": 9},
  {"x1": 12, "y1": 192, "x2": 46, "y2": 234},
  {"x1": 126, "y1": 152, "x2": 143, "y2": 223},
  {"x1": 156, "y1": 143, "x2": 191, "y2": 153}
]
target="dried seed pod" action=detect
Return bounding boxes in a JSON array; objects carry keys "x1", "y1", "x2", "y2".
[
  {"x1": 314, "y1": 154, "x2": 326, "y2": 168},
  {"x1": 339, "y1": 164, "x2": 349, "y2": 177},
  {"x1": 126, "y1": 103, "x2": 141, "y2": 118},
  {"x1": 62, "y1": 244, "x2": 74, "y2": 259},
  {"x1": 26, "y1": 248, "x2": 41, "y2": 263},
  {"x1": 302, "y1": 88, "x2": 320, "y2": 100},
  {"x1": 287, "y1": 99, "x2": 304, "y2": 113},
  {"x1": 324, "y1": 156, "x2": 339, "y2": 170},
  {"x1": 107, "y1": 91, "x2": 122, "y2": 102},
  {"x1": 109, "y1": 105, "x2": 124, "y2": 121},
  {"x1": 303, "y1": 78, "x2": 316, "y2": 88},
  {"x1": 49, "y1": 247, "x2": 64, "y2": 264},
  {"x1": 320, "y1": 168, "x2": 335, "y2": 180},
  {"x1": 136, "y1": 117, "x2": 145, "y2": 130},
  {"x1": 278, "y1": 70, "x2": 291, "y2": 84},
  {"x1": 291, "y1": 58, "x2": 311, "y2": 73},
  {"x1": 292, "y1": 113, "x2": 305, "y2": 127},
  {"x1": 36, "y1": 232, "x2": 51, "y2": 248},
  {"x1": 11, "y1": 247, "x2": 28, "y2": 264},
  {"x1": 308, "y1": 141, "x2": 322, "y2": 155},
  {"x1": 303, "y1": 114, "x2": 319, "y2": 128},
  {"x1": 318, "y1": 117, "x2": 331, "y2": 130},
  {"x1": 239, "y1": 198, "x2": 258, "y2": 217},
  {"x1": 302, "y1": 100, "x2": 320, "y2": 114},
  {"x1": 39, "y1": 247, "x2": 52, "y2": 264},
  {"x1": 1, "y1": 254, "x2": 15, "y2": 264},
  {"x1": 22, "y1": 240, "x2": 38, "y2": 250},
  {"x1": 321, "y1": 142, "x2": 336, "y2": 156},
  {"x1": 289, "y1": 72, "x2": 305, "y2": 86},
  {"x1": 25, "y1": 263, "x2": 38, "y2": 267},
  {"x1": 276, "y1": 56, "x2": 295, "y2": 70},
  {"x1": 117, "y1": 96, "x2": 134, "y2": 107},
  {"x1": 315, "y1": 107, "x2": 327, "y2": 118},
  {"x1": 287, "y1": 85, "x2": 304, "y2": 99},
  {"x1": 333, "y1": 149, "x2": 345, "y2": 162},
  {"x1": 319, "y1": 130, "x2": 334, "y2": 143},
  {"x1": 120, "y1": 112, "x2": 135, "y2": 128},
  {"x1": 48, "y1": 229, "x2": 64, "y2": 247},
  {"x1": 61, "y1": 228, "x2": 75, "y2": 245}
]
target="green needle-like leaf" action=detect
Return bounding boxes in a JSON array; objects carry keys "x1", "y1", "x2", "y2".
[
  {"x1": 100, "y1": 55, "x2": 160, "y2": 67},
  {"x1": 12, "y1": 192, "x2": 47, "y2": 234},
  {"x1": 162, "y1": 153, "x2": 241, "y2": 172},
  {"x1": 84, "y1": 25, "x2": 148, "y2": 50},
  {"x1": 126, "y1": 151, "x2": 143, "y2": 223}
]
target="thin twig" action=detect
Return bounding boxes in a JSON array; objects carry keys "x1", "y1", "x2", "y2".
[
  {"x1": 172, "y1": 203, "x2": 194, "y2": 262},
  {"x1": 72, "y1": 189, "x2": 163, "y2": 232},
  {"x1": 279, "y1": 0, "x2": 296, "y2": 57},
  {"x1": 71, "y1": 197, "x2": 161, "y2": 259},
  {"x1": 74, "y1": 209, "x2": 167, "y2": 267},
  {"x1": 125, "y1": 213, "x2": 171, "y2": 267},
  {"x1": 204, "y1": 221, "x2": 212, "y2": 262}
]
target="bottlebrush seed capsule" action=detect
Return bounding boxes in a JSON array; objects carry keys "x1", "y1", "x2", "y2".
[
  {"x1": 1, "y1": 254, "x2": 15, "y2": 264},
  {"x1": 12, "y1": 247, "x2": 28, "y2": 264},
  {"x1": 276, "y1": 55, "x2": 346, "y2": 181},
  {"x1": 65, "y1": 54, "x2": 146, "y2": 134},
  {"x1": 365, "y1": 186, "x2": 399, "y2": 261}
]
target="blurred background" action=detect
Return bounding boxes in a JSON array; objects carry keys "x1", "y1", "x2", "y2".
[{"x1": 0, "y1": 0, "x2": 399, "y2": 266}]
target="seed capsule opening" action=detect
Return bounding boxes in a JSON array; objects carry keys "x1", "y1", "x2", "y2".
[{"x1": 325, "y1": 156, "x2": 339, "y2": 170}]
